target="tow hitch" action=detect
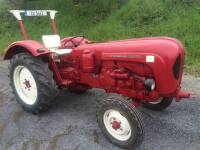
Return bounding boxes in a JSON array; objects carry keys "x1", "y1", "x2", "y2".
[{"x1": 176, "y1": 90, "x2": 191, "y2": 102}]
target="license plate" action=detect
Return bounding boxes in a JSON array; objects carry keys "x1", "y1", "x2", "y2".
[{"x1": 24, "y1": 10, "x2": 47, "y2": 16}]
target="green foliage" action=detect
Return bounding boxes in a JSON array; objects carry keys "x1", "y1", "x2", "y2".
[{"x1": 0, "y1": 0, "x2": 199, "y2": 68}]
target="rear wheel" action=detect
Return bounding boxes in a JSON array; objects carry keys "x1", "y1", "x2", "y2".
[
  {"x1": 142, "y1": 97, "x2": 173, "y2": 111},
  {"x1": 96, "y1": 95, "x2": 144, "y2": 149},
  {"x1": 9, "y1": 53, "x2": 58, "y2": 114}
]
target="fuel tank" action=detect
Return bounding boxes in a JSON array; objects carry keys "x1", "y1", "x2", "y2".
[{"x1": 71, "y1": 37, "x2": 185, "y2": 96}]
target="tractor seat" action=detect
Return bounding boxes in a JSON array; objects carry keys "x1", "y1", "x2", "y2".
[{"x1": 42, "y1": 35, "x2": 72, "y2": 55}]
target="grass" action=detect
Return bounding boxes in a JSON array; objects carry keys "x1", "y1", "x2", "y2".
[{"x1": 0, "y1": 0, "x2": 199, "y2": 74}]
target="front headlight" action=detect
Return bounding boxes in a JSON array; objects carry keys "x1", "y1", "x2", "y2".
[{"x1": 144, "y1": 79, "x2": 156, "y2": 91}]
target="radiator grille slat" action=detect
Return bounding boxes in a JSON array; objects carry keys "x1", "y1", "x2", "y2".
[{"x1": 173, "y1": 55, "x2": 181, "y2": 80}]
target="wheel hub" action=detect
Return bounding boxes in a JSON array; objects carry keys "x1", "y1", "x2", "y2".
[
  {"x1": 103, "y1": 109, "x2": 131, "y2": 141},
  {"x1": 112, "y1": 120, "x2": 121, "y2": 130},
  {"x1": 24, "y1": 79, "x2": 31, "y2": 90},
  {"x1": 13, "y1": 66, "x2": 38, "y2": 105}
]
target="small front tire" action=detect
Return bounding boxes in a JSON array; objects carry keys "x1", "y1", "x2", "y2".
[{"x1": 96, "y1": 94, "x2": 144, "y2": 149}]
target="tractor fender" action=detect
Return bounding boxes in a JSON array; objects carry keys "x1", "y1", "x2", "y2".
[{"x1": 3, "y1": 40, "x2": 50, "y2": 60}]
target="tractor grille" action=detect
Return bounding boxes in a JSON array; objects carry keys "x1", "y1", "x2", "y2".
[{"x1": 173, "y1": 55, "x2": 181, "y2": 80}]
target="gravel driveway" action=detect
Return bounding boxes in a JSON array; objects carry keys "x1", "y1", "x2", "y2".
[{"x1": 0, "y1": 61, "x2": 199, "y2": 150}]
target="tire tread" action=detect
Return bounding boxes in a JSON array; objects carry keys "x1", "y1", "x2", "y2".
[
  {"x1": 96, "y1": 94, "x2": 144, "y2": 149},
  {"x1": 9, "y1": 53, "x2": 58, "y2": 114}
]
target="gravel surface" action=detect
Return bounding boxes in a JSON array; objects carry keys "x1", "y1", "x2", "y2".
[{"x1": 0, "y1": 61, "x2": 199, "y2": 150}]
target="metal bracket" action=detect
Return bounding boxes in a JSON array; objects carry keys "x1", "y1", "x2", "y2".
[
  {"x1": 9, "y1": 10, "x2": 58, "y2": 20},
  {"x1": 9, "y1": 10, "x2": 59, "y2": 39}
]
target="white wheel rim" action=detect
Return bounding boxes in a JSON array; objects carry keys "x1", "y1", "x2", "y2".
[
  {"x1": 13, "y1": 66, "x2": 38, "y2": 105},
  {"x1": 149, "y1": 98, "x2": 162, "y2": 104},
  {"x1": 103, "y1": 109, "x2": 131, "y2": 141}
]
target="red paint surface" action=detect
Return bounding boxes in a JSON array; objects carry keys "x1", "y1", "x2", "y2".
[
  {"x1": 4, "y1": 36, "x2": 190, "y2": 104},
  {"x1": 112, "y1": 121, "x2": 121, "y2": 130},
  {"x1": 51, "y1": 19, "x2": 58, "y2": 34},
  {"x1": 18, "y1": 20, "x2": 29, "y2": 40},
  {"x1": 3, "y1": 40, "x2": 50, "y2": 59}
]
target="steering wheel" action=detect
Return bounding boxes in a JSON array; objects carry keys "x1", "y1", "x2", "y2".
[{"x1": 63, "y1": 36, "x2": 85, "y2": 47}]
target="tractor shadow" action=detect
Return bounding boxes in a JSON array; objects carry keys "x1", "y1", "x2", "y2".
[
  {"x1": 138, "y1": 98, "x2": 200, "y2": 149},
  {"x1": 38, "y1": 89, "x2": 119, "y2": 149},
  {"x1": 48, "y1": 89, "x2": 200, "y2": 149},
  {"x1": 50, "y1": 88, "x2": 103, "y2": 113}
]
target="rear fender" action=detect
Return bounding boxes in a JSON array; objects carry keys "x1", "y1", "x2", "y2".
[{"x1": 3, "y1": 40, "x2": 50, "y2": 60}]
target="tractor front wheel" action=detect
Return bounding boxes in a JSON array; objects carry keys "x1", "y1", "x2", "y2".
[
  {"x1": 96, "y1": 94, "x2": 144, "y2": 149},
  {"x1": 9, "y1": 53, "x2": 58, "y2": 114},
  {"x1": 142, "y1": 97, "x2": 173, "y2": 111}
]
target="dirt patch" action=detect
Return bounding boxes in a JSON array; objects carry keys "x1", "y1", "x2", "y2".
[
  {"x1": 73, "y1": 144, "x2": 81, "y2": 150},
  {"x1": 93, "y1": 129, "x2": 99, "y2": 144},
  {"x1": 0, "y1": 124, "x2": 5, "y2": 135},
  {"x1": 21, "y1": 139, "x2": 40, "y2": 150},
  {"x1": 0, "y1": 84, "x2": 10, "y2": 107},
  {"x1": 21, "y1": 141, "x2": 29, "y2": 150},
  {"x1": 48, "y1": 126, "x2": 73, "y2": 150},
  {"x1": 32, "y1": 139, "x2": 40, "y2": 150},
  {"x1": 12, "y1": 110, "x2": 23, "y2": 123}
]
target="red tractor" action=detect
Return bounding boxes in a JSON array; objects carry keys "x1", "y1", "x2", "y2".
[{"x1": 4, "y1": 10, "x2": 191, "y2": 149}]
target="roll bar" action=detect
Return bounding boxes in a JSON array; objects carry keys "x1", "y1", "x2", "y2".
[{"x1": 9, "y1": 10, "x2": 58, "y2": 39}]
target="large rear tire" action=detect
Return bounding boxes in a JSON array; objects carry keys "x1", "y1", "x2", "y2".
[
  {"x1": 9, "y1": 53, "x2": 58, "y2": 114},
  {"x1": 96, "y1": 94, "x2": 144, "y2": 149},
  {"x1": 142, "y1": 97, "x2": 173, "y2": 111}
]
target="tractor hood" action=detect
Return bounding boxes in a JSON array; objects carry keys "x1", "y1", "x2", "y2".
[
  {"x1": 77, "y1": 37, "x2": 184, "y2": 59},
  {"x1": 74, "y1": 37, "x2": 185, "y2": 95}
]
